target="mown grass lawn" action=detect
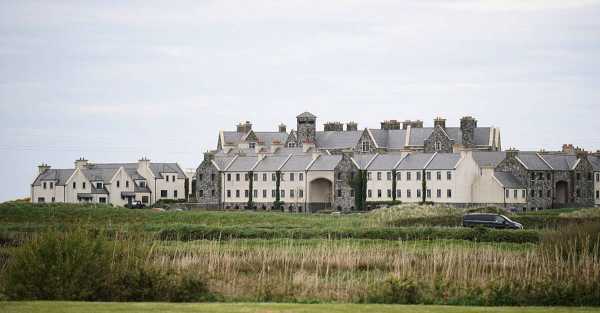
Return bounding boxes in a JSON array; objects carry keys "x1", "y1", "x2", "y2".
[{"x1": 1, "y1": 302, "x2": 599, "y2": 313}]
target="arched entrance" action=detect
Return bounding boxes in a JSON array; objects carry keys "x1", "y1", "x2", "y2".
[
  {"x1": 555, "y1": 181, "x2": 568, "y2": 205},
  {"x1": 309, "y1": 178, "x2": 332, "y2": 212}
]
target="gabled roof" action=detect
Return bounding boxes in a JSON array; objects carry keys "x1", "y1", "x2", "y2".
[
  {"x1": 494, "y1": 172, "x2": 524, "y2": 188},
  {"x1": 253, "y1": 155, "x2": 289, "y2": 172},
  {"x1": 308, "y1": 155, "x2": 342, "y2": 171},
  {"x1": 149, "y1": 163, "x2": 186, "y2": 178},
  {"x1": 352, "y1": 154, "x2": 377, "y2": 170},
  {"x1": 32, "y1": 169, "x2": 76, "y2": 186},
  {"x1": 225, "y1": 156, "x2": 259, "y2": 172},
  {"x1": 515, "y1": 152, "x2": 552, "y2": 171},
  {"x1": 368, "y1": 129, "x2": 407, "y2": 149},
  {"x1": 408, "y1": 128, "x2": 434, "y2": 146},
  {"x1": 280, "y1": 155, "x2": 313, "y2": 171},
  {"x1": 367, "y1": 153, "x2": 405, "y2": 170},
  {"x1": 212, "y1": 156, "x2": 236, "y2": 171},
  {"x1": 589, "y1": 155, "x2": 600, "y2": 171},
  {"x1": 426, "y1": 153, "x2": 461, "y2": 170},
  {"x1": 396, "y1": 153, "x2": 435, "y2": 170},
  {"x1": 315, "y1": 131, "x2": 362, "y2": 149},
  {"x1": 538, "y1": 154, "x2": 578, "y2": 171},
  {"x1": 472, "y1": 151, "x2": 506, "y2": 168},
  {"x1": 82, "y1": 167, "x2": 120, "y2": 182}
]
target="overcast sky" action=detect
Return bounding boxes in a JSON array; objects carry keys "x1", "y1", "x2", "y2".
[{"x1": 1, "y1": 1, "x2": 599, "y2": 201}]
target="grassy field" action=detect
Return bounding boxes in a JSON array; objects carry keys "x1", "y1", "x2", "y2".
[{"x1": 1, "y1": 302, "x2": 599, "y2": 313}]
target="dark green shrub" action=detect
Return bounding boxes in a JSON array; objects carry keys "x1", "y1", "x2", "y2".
[{"x1": 366, "y1": 277, "x2": 422, "y2": 304}]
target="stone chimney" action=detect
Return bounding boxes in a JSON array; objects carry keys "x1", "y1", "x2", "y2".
[
  {"x1": 38, "y1": 163, "x2": 51, "y2": 174},
  {"x1": 460, "y1": 116, "x2": 478, "y2": 148},
  {"x1": 506, "y1": 148, "x2": 519, "y2": 159},
  {"x1": 434, "y1": 117, "x2": 446, "y2": 129},
  {"x1": 381, "y1": 120, "x2": 401, "y2": 130},
  {"x1": 346, "y1": 121, "x2": 358, "y2": 131},
  {"x1": 402, "y1": 120, "x2": 423, "y2": 130},
  {"x1": 278, "y1": 123, "x2": 287, "y2": 133},
  {"x1": 576, "y1": 150, "x2": 588, "y2": 160},
  {"x1": 562, "y1": 144, "x2": 575, "y2": 154},
  {"x1": 138, "y1": 157, "x2": 151, "y2": 171},
  {"x1": 236, "y1": 121, "x2": 252, "y2": 133},
  {"x1": 324, "y1": 121, "x2": 343, "y2": 131},
  {"x1": 74, "y1": 157, "x2": 88, "y2": 169}
]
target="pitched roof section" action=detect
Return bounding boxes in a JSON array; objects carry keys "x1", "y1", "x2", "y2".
[
  {"x1": 280, "y1": 155, "x2": 314, "y2": 171},
  {"x1": 368, "y1": 129, "x2": 407, "y2": 149},
  {"x1": 473, "y1": 151, "x2": 507, "y2": 168},
  {"x1": 538, "y1": 154, "x2": 578, "y2": 171},
  {"x1": 516, "y1": 153, "x2": 552, "y2": 171},
  {"x1": 589, "y1": 155, "x2": 600, "y2": 171},
  {"x1": 367, "y1": 154, "x2": 404, "y2": 170},
  {"x1": 225, "y1": 156, "x2": 259, "y2": 172},
  {"x1": 315, "y1": 131, "x2": 362, "y2": 149},
  {"x1": 221, "y1": 131, "x2": 288, "y2": 147},
  {"x1": 426, "y1": 153, "x2": 461, "y2": 170},
  {"x1": 253, "y1": 155, "x2": 289, "y2": 172},
  {"x1": 352, "y1": 154, "x2": 377, "y2": 170},
  {"x1": 149, "y1": 163, "x2": 186, "y2": 178},
  {"x1": 494, "y1": 172, "x2": 525, "y2": 188},
  {"x1": 396, "y1": 153, "x2": 435, "y2": 170},
  {"x1": 32, "y1": 169, "x2": 76, "y2": 186},
  {"x1": 308, "y1": 155, "x2": 342, "y2": 171},
  {"x1": 82, "y1": 167, "x2": 120, "y2": 182},
  {"x1": 212, "y1": 156, "x2": 236, "y2": 171}
]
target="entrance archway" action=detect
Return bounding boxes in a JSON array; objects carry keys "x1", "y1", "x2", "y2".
[
  {"x1": 309, "y1": 178, "x2": 332, "y2": 212},
  {"x1": 555, "y1": 181, "x2": 568, "y2": 205}
]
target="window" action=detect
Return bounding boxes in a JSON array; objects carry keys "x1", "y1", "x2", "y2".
[
  {"x1": 397, "y1": 172, "x2": 401, "y2": 181},
  {"x1": 199, "y1": 174, "x2": 203, "y2": 181},
  {"x1": 538, "y1": 190, "x2": 543, "y2": 198},
  {"x1": 211, "y1": 189, "x2": 215, "y2": 196},
  {"x1": 435, "y1": 141, "x2": 441, "y2": 151},
  {"x1": 426, "y1": 189, "x2": 431, "y2": 198},
  {"x1": 547, "y1": 173, "x2": 552, "y2": 180},
  {"x1": 447, "y1": 189, "x2": 452, "y2": 198},
  {"x1": 96, "y1": 182, "x2": 102, "y2": 189},
  {"x1": 538, "y1": 172, "x2": 543, "y2": 180},
  {"x1": 588, "y1": 173, "x2": 593, "y2": 181},
  {"x1": 281, "y1": 190, "x2": 285, "y2": 198},
  {"x1": 368, "y1": 172, "x2": 372, "y2": 180},
  {"x1": 253, "y1": 173, "x2": 258, "y2": 181},
  {"x1": 416, "y1": 189, "x2": 421, "y2": 198},
  {"x1": 436, "y1": 189, "x2": 441, "y2": 198},
  {"x1": 387, "y1": 172, "x2": 392, "y2": 181},
  {"x1": 514, "y1": 189, "x2": 518, "y2": 198},
  {"x1": 407, "y1": 172, "x2": 412, "y2": 181},
  {"x1": 272, "y1": 190, "x2": 276, "y2": 197},
  {"x1": 416, "y1": 172, "x2": 421, "y2": 181},
  {"x1": 172, "y1": 175, "x2": 176, "y2": 182},
  {"x1": 83, "y1": 182, "x2": 86, "y2": 189},
  {"x1": 377, "y1": 189, "x2": 382, "y2": 198},
  {"x1": 577, "y1": 173, "x2": 581, "y2": 181},
  {"x1": 253, "y1": 189, "x2": 258, "y2": 197},
  {"x1": 249, "y1": 142, "x2": 256, "y2": 149},
  {"x1": 506, "y1": 189, "x2": 510, "y2": 198},
  {"x1": 407, "y1": 190, "x2": 412, "y2": 198},
  {"x1": 596, "y1": 190, "x2": 599, "y2": 199},
  {"x1": 50, "y1": 182, "x2": 54, "y2": 189},
  {"x1": 447, "y1": 171, "x2": 452, "y2": 180},
  {"x1": 396, "y1": 189, "x2": 401, "y2": 198},
  {"x1": 350, "y1": 189, "x2": 354, "y2": 197},
  {"x1": 426, "y1": 172, "x2": 431, "y2": 181},
  {"x1": 368, "y1": 190, "x2": 372, "y2": 198},
  {"x1": 235, "y1": 173, "x2": 240, "y2": 181},
  {"x1": 272, "y1": 173, "x2": 276, "y2": 181},
  {"x1": 211, "y1": 174, "x2": 215, "y2": 181},
  {"x1": 522, "y1": 190, "x2": 526, "y2": 198},
  {"x1": 236, "y1": 190, "x2": 240, "y2": 198},
  {"x1": 290, "y1": 189, "x2": 295, "y2": 198},
  {"x1": 299, "y1": 173, "x2": 304, "y2": 181},
  {"x1": 530, "y1": 173, "x2": 535, "y2": 181},
  {"x1": 142, "y1": 196, "x2": 149, "y2": 204},
  {"x1": 547, "y1": 190, "x2": 551, "y2": 197},
  {"x1": 140, "y1": 181, "x2": 146, "y2": 187},
  {"x1": 576, "y1": 189, "x2": 581, "y2": 197},
  {"x1": 337, "y1": 172, "x2": 342, "y2": 180},
  {"x1": 280, "y1": 173, "x2": 285, "y2": 181},
  {"x1": 244, "y1": 173, "x2": 249, "y2": 181},
  {"x1": 244, "y1": 190, "x2": 249, "y2": 198},
  {"x1": 263, "y1": 190, "x2": 267, "y2": 198},
  {"x1": 530, "y1": 189, "x2": 535, "y2": 197},
  {"x1": 161, "y1": 190, "x2": 168, "y2": 198},
  {"x1": 37, "y1": 197, "x2": 45, "y2": 203},
  {"x1": 337, "y1": 189, "x2": 342, "y2": 197},
  {"x1": 387, "y1": 189, "x2": 391, "y2": 198},
  {"x1": 99, "y1": 197, "x2": 106, "y2": 203},
  {"x1": 126, "y1": 181, "x2": 129, "y2": 188},
  {"x1": 227, "y1": 174, "x2": 231, "y2": 181},
  {"x1": 288, "y1": 142, "x2": 296, "y2": 148},
  {"x1": 117, "y1": 180, "x2": 120, "y2": 187},
  {"x1": 299, "y1": 189, "x2": 304, "y2": 198},
  {"x1": 262, "y1": 173, "x2": 267, "y2": 181},
  {"x1": 73, "y1": 182, "x2": 76, "y2": 189},
  {"x1": 436, "y1": 172, "x2": 441, "y2": 180},
  {"x1": 199, "y1": 190, "x2": 204, "y2": 197},
  {"x1": 362, "y1": 141, "x2": 370, "y2": 152},
  {"x1": 290, "y1": 173, "x2": 295, "y2": 181},
  {"x1": 597, "y1": 173, "x2": 600, "y2": 182},
  {"x1": 43, "y1": 182, "x2": 47, "y2": 189},
  {"x1": 377, "y1": 172, "x2": 382, "y2": 181},
  {"x1": 174, "y1": 190, "x2": 178, "y2": 198},
  {"x1": 227, "y1": 190, "x2": 231, "y2": 198}
]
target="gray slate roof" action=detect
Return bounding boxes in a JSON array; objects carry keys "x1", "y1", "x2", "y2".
[
  {"x1": 212, "y1": 156, "x2": 236, "y2": 171},
  {"x1": 369, "y1": 129, "x2": 407, "y2": 149},
  {"x1": 32, "y1": 169, "x2": 75, "y2": 186},
  {"x1": 426, "y1": 153, "x2": 461, "y2": 170},
  {"x1": 367, "y1": 154, "x2": 404, "y2": 170},
  {"x1": 352, "y1": 154, "x2": 376, "y2": 170},
  {"x1": 280, "y1": 155, "x2": 313, "y2": 171},
  {"x1": 516, "y1": 153, "x2": 552, "y2": 171},
  {"x1": 396, "y1": 153, "x2": 435, "y2": 170},
  {"x1": 589, "y1": 155, "x2": 600, "y2": 171},
  {"x1": 494, "y1": 172, "x2": 524, "y2": 188},
  {"x1": 309, "y1": 155, "x2": 342, "y2": 171},
  {"x1": 82, "y1": 168, "x2": 119, "y2": 182},
  {"x1": 253, "y1": 156, "x2": 289, "y2": 172},
  {"x1": 221, "y1": 131, "x2": 288, "y2": 147},
  {"x1": 472, "y1": 151, "x2": 506, "y2": 168},
  {"x1": 315, "y1": 131, "x2": 362, "y2": 149},
  {"x1": 225, "y1": 156, "x2": 259, "y2": 172},
  {"x1": 538, "y1": 154, "x2": 578, "y2": 171}
]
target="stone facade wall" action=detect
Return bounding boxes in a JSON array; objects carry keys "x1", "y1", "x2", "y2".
[
  {"x1": 332, "y1": 155, "x2": 358, "y2": 212},
  {"x1": 460, "y1": 117, "x2": 477, "y2": 148},
  {"x1": 354, "y1": 130, "x2": 377, "y2": 154},
  {"x1": 573, "y1": 158, "x2": 595, "y2": 206},
  {"x1": 495, "y1": 156, "x2": 554, "y2": 209},
  {"x1": 424, "y1": 127, "x2": 454, "y2": 153},
  {"x1": 195, "y1": 160, "x2": 221, "y2": 209},
  {"x1": 297, "y1": 116, "x2": 316, "y2": 146}
]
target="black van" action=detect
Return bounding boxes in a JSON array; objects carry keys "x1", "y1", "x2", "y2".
[{"x1": 462, "y1": 213, "x2": 523, "y2": 229}]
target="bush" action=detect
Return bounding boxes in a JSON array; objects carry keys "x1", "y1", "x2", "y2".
[
  {"x1": 540, "y1": 221, "x2": 600, "y2": 260},
  {"x1": 366, "y1": 277, "x2": 422, "y2": 304},
  {"x1": 2, "y1": 228, "x2": 211, "y2": 302}
]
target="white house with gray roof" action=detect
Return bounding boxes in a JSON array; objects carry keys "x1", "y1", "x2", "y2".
[{"x1": 32, "y1": 158, "x2": 187, "y2": 206}]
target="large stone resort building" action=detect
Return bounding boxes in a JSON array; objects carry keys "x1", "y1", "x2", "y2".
[{"x1": 196, "y1": 112, "x2": 600, "y2": 212}]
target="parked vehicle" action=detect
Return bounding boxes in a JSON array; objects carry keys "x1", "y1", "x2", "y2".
[
  {"x1": 125, "y1": 201, "x2": 146, "y2": 209},
  {"x1": 462, "y1": 213, "x2": 523, "y2": 229}
]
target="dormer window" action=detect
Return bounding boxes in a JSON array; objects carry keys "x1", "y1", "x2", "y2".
[
  {"x1": 287, "y1": 142, "x2": 296, "y2": 148},
  {"x1": 362, "y1": 141, "x2": 370, "y2": 152},
  {"x1": 435, "y1": 141, "x2": 441, "y2": 151},
  {"x1": 96, "y1": 182, "x2": 103, "y2": 189},
  {"x1": 249, "y1": 142, "x2": 256, "y2": 149},
  {"x1": 139, "y1": 181, "x2": 146, "y2": 188}
]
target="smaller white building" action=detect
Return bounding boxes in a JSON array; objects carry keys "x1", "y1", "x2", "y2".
[{"x1": 31, "y1": 158, "x2": 187, "y2": 206}]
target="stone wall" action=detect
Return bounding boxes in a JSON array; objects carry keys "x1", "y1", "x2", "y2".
[
  {"x1": 424, "y1": 127, "x2": 454, "y2": 153},
  {"x1": 354, "y1": 130, "x2": 377, "y2": 154},
  {"x1": 195, "y1": 159, "x2": 221, "y2": 209},
  {"x1": 460, "y1": 117, "x2": 477, "y2": 148},
  {"x1": 573, "y1": 158, "x2": 595, "y2": 206},
  {"x1": 332, "y1": 155, "x2": 359, "y2": 212}
]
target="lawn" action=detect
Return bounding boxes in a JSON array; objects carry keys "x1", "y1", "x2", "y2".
[{"x1": 1, "y1": 302, "x2": 599, "y2": 313}]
